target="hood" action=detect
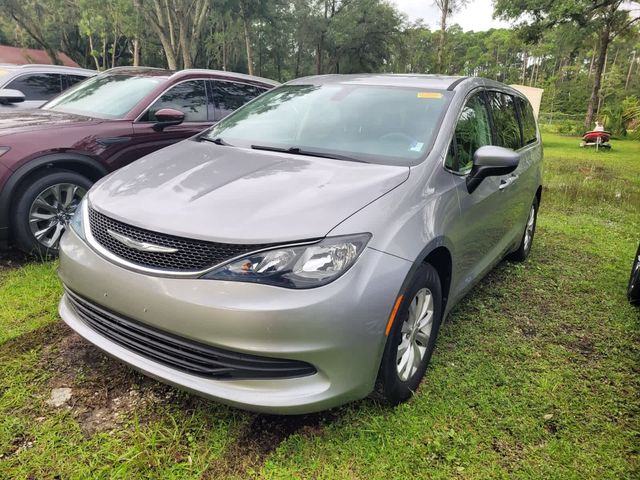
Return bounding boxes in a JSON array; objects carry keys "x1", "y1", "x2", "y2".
[
  {"x1": 0, "y1": 109, "x2": 97, "y2": 137},
  {"x1": 89, "y1": 140, "x2": 410, "y2": 244}
]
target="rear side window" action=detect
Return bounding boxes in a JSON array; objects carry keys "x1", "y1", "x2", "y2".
[
  {"x1": 516, "y1": 97, "x2": 538, "y2": 145},
  {"x1": 445, "y1": 93, "x2": 492, "y2": 173},
  {"x1": 210, "y1": 80, "x2": 267, "y2": 120},
  {"x1": 64, "y1": 75, "x2": 90, "y2": 89},
  {"x1": 487, "y1": 91, "x2": 522, "y2": 150},
  {"x1": 143, "y1": 80, "x2": 208, "y2": 122},
  {"x1": 6, "y1": 73, "x2": 62, "y2": 101}
]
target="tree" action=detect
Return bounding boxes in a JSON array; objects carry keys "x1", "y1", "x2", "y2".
[
  {"x1": 494, "y1": 0, "x2": 640, "y2": 127},
  {"x1": 0, "y1": 0, "x2": 64, "y2": 64},
  {"x1": 433, "y1": 0, "x2": 468, "y2": 73},
  {"x1": 137, "y1": 0, "x2": 209, "y2": 69}
]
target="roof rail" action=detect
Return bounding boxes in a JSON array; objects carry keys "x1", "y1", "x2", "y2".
[{"x1": 447, "y1": 77, "x2": 469, "y2": 91}]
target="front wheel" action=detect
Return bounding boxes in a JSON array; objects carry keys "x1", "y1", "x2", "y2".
[
  {"x1": 12, "y1": 169, "x2": 92, "y2": 256},
  {"x1": 378, "y1": 263, "x2": 443, "y2": 405}
]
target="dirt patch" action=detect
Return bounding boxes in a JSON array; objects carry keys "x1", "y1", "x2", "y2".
[
  {"x1": 562, "y1": 334, "x2": 596, "y2": 357},
  {"x1": 0, "y1": 248, "x2": 31, "y2": 272},
  {"x1": 205, "y1": 409, "x2": 344, "y2": 478},
  {"x1": 0, "y1": 322, "x2": 69, "y2": 359},
  {"x1": 40, "y1": 331, "x2": 167, "y2": 436}
]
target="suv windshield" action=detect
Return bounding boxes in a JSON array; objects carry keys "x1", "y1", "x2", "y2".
[
  {"x1": 202, "y1": 84, "x2": 452, "y2": 165},
  {"x1": 43, "y1": 74, "x2": 164, "y2": 119}
]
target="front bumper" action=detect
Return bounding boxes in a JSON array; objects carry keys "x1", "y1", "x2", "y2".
[{"x1": 58, "y1": 229, "x2": 411, "y2": 414}]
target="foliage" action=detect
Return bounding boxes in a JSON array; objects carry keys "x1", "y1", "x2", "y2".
[{"x1": 0, "y1": 0, "x2": 638, "y2": 134}]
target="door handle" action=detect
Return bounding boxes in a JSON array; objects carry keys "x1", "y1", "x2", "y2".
[{"x1": 499, "y1": 175, "x2": 519, "y2": 190}]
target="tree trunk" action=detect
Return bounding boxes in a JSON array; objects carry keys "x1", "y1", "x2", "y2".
[
  {"x1": 111, "y1": 35, "x2": 118, "y2": 68},
  {"x1": 145, "y1": 0, "x2": 178, "y2": 70},
  {"x1": 222, "y1": 20, "x2": 227, "y2": 71},
  {"x1": 9, "y1": 13, "x2": 61, "y2": 65},
  {"x1": 436, "y1": 0, "x2": 449, "y2": 74},
  {"x1": 588, "y1": 42, "x2": 596, "y2": 76},
  {"x1": 625, "y1": 50, "x2": 636, "y2": 91},
  {"x1": 295, "y1": 43, "x2": 302, "y2": 78},
  {"x1": 240, "y1": 1, "x2": 254, "y2": 75},
  {"x1": 88, "y1": 35, "x2": 101, "y2": 70},
  {"x1": 133, "y1": 37, "x2": 140, "y2": 66},
  {"x1": 585, "y1": 25, "x2": 611, "y2": 128}
]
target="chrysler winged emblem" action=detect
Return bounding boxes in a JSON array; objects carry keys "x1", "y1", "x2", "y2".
[{"x1": 106, "y1": 229, "x2": 178, "y2": 253}]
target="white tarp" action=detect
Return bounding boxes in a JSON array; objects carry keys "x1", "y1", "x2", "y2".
[{"x1": 510, "y1": 85, "x2": 544, "y2": 119}]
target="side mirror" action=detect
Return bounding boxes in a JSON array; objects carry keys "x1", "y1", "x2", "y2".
[
  {"x1": 152, "y1": 108, "x2": 185, "y2": 132},
  {"x1": 466, "y1": 145, "x2": 520, "y2": 193},
  {"x1": 0, "y1": 89, "x2": 25, "y2": 105}
]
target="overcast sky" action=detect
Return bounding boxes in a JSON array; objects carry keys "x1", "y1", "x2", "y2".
[{"x1": 391, "y1": 0, "x2": 512, "y2": 32}]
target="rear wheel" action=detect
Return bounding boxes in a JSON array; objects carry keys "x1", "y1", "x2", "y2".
[
  {"x1": 12, "y1": 169, "x2": 92, "y2": 256},
  {"x1": 509, "y1": 196, "x2": 539, "y2": 262},
  {"x1": 378, "y1": 263, "x2": 443, "y2": 405}
]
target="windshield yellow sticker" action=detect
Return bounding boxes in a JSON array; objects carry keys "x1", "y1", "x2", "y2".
[
  {"x1": 417, "y1": 92, "x2": 443, "y2": 99},
  {"x1": 0, "y1": 69, "x2": 8, "y2": 76}
]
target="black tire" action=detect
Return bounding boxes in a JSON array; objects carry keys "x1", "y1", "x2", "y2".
[
  {"x1": 378, "y1": 263, "x2": 443, "y2": 405},
  {"x1": 508, "y1": 196, "x2": 539, "y2": 262},
  {"x1": 12, "y1": 169, "x2": 93, "y2": 256},
  {"x1": 628, "y1": 244, "x2": 640, "y2": 306}
]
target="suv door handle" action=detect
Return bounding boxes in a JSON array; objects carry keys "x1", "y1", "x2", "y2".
[{"x1": 499, "y1": 175, "x2": 519, "y2": 190}]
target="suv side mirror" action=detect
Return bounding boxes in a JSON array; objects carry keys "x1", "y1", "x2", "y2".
[
  {"x1": 0, "y1": 89, "x2": 25, "y2": 105},
  {"x1": 466, "y1": 145, "x2": 520, "y2": 193},
  {"x1": 152, "y1": 108, "x2": 185, "y2": 132}
]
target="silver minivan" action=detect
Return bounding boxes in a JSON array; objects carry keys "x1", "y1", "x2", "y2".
[{"x1": 58, "y1": 74, "x2": 543, "y2": 414}]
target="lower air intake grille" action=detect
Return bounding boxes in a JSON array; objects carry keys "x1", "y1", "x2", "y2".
[{"x1": 65, "y1": 289, "x2": 317, "y2": 380}]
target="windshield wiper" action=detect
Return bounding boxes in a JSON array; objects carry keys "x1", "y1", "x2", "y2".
[
  {"x1": 201, "y1": 136, "x2": 234, "y2": 147},
  {"x1": 250, "y1": 144, "x2": 366, "y2": 163}
]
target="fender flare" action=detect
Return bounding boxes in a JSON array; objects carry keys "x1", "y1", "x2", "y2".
[{"x1": 0, "y1": 153, "x2": 108, "y2": 241}]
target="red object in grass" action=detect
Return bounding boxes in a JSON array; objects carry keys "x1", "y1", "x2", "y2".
[{"x1": 582, "y1": 131, "x2": 611, "y2": 143}]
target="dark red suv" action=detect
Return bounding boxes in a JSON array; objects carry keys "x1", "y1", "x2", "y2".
[{"x1": 0, "y1": 67, "x2": 278, "y2": 254}]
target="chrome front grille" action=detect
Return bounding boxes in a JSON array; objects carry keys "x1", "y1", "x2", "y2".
[{"x1": 88, "y1": 207, "x2": 274, "y2": 272}]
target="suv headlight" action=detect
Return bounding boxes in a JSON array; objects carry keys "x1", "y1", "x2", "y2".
[{"x1": 202, "y1": 233, "x2": 371, "y2": 288}]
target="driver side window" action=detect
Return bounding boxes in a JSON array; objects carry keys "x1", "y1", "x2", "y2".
[
  {"x1": 141, "y1": 80, "x2": 208, "y2": 122},
  {"x1": 445, "y1": 93, "x2": 491, "y2": 174}
]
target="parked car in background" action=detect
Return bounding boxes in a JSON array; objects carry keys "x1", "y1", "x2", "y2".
[
  {"x1": 0, "y1": 67, "x2": 278, "y2": 254},
  {"x1": 58, "y1": 74, "x2": 543, "y2": 414},
  {"x1": 0, "y1": 64, "x2": 95, "y2": 109}
]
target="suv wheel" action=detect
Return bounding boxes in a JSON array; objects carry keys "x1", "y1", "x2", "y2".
[
  {"x1": 12, "y1": 169, "x2": 92, "y2": 256},
  {"x1": 378, "y1": 263, "x2": 443, "y2": 405}
]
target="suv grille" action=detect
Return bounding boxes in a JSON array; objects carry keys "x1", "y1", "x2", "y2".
[
  {"x1": 88, "y1": 207, "x2": 274, "y2": 272},
  {"x1": 65, "y1": 289, "x2": 317, "y2": 380}
]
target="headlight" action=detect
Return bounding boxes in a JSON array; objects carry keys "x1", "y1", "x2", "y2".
[
  {"x1": 202, "y1": 233, "x2": 371, "y2": 288},
  {"x1": 69, "y1": 196, "x2": 88, "y2": 240},
  {"x1": 0, "y1": 147, "x2": 10, "y2": 158}
]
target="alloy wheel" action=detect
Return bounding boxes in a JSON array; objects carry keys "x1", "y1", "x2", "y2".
[
  {"x1": 523, "y1": 204, "x2": 536, "y2": 252},
  {"x1": 396, "y1": 287, "x2": 434, "y2": 381},
  {"x1": 28, "y1": 183, "x2": 86, "y2": 249}
]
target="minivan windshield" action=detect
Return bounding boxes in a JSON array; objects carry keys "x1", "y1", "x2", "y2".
[
  {"x1": 202, "y1": 84, "x2": 452, "y2": 165},
  {"x1": 43, "y1": 74, "x2": 165, "y2": 119}
]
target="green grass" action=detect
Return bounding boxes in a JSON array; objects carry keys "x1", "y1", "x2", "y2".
[{"x1": 1, "y1": 133, "x2": 638, "y2": 479}]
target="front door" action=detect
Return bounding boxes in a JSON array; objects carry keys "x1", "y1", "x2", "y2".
[{"x1": 446, "y1": 91, "x2": 518, "y2": 298}]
